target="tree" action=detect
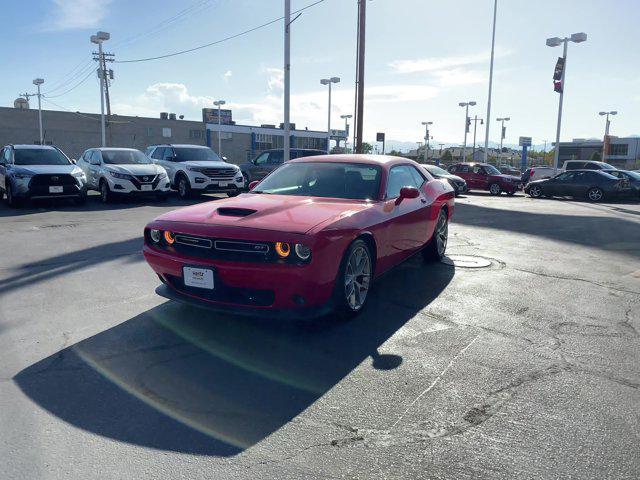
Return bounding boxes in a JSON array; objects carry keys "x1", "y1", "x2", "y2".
[
  {"x1": 441, "y1": 149, "x2": 453, "y2": 163},
  {"x1": 361, "y1": 142, "x2": 373, "y2": 154},
  {"x1": 590, "y1": 150, "x2": 602, "y2": 161}
]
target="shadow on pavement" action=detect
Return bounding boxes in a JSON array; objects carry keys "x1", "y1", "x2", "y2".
[{"x1": 14, "y1": 256, "x2": 454, "y2": 456}]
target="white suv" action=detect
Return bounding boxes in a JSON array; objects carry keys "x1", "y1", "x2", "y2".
[
  {"x1": 146, "y1": 144, "x2": 244, "y2": 198},
  {"x1": 77, "y1": 148, "x2": 170, "y2": 203}
]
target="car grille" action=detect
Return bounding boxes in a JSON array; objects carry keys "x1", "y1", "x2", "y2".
[
  {"x1": 165, "y1": 274, "x2": 274, "y2": 307},
  {"x1": 134, "y1": 174, "x2": 157, "y2": 184},
  {"x1": 30, "y1": 174, "x2": 77, "y2": 187},
  {"x1": 202, "y1": 168, "x2": 237, "y2": 179}
]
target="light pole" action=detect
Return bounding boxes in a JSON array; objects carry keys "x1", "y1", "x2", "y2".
[
  {"x1": 33, "y1": 78, "x2": 44, "y2": 145},
  {"x1": 90, "y1": 31, "x2": 110, "y2": 147},
  {"x1": 496, "y1": 117, "x2": 510, "y2": 164},
  {"x1": 421, "y1": 121, "x2": 433, "y2": 163},
  {"x1": 321, "y1": 77, "x2": 340, "y2": 154},
  {"x1": 438, "y1": 143, "x2": 445, "y2": 166},
  {"x1": 471, "y1": 116, "x2": 483, "y2": 162},
  {"x1": 340, "y1": 114, "x2": 352, "y2": 152},
  {"x1": 546, "y1": 32, "x2": 587, "y2": 173},
  {"x1": 284, "y1": 0, "x2": 291, "y2": 162},
  {"x1": 213, "y1": 100, "x2": 226, "y2": 157},
  {"x1": 459, "y1": 101, "x2": 476, "y2": 162},
  {"x1": 599, "y1": 110, "x2": 617, "y2": 161},
  {"x1": 483, "y1": 0, "x2": 498, "y2": 163}
]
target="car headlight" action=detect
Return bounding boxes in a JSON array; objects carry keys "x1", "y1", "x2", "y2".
[
  {"x1": 294, "y1": 244, "x2": 312, "y2": 261},
  {"x1": 13, "y1": 172, "x2": 34, "y2": 180},
  {"x1": 158, "y1": 172, "x2": 167, "y2": 179},
  {"x1": 275, "y1": 242, "x2": 291, "y2": 258},
  {"x1": 187, "y1": 166, "x2": 203, "y2": 172},
  {"x1": 110, "y1": 171, "x2": 131, "y2": 180},
  {"x1": 72, "y1": 171, "x2": 86, "y2": 181},
  {"x1": 149, "y1": 229, "x2": 162, "y2": 243}
]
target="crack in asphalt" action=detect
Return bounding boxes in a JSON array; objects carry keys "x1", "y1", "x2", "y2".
[
  {"x1": 620, "y1": 308, "x2": 639, "y2": 337},
  {"x1": 513, "y1": 267, "x2": 640, "y2": 295}
]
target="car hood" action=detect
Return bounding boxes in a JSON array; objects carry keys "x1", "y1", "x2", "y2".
[
  {"x1": 527, "y1": 178, "x2": 550, "y2": 185},
  {"x1": 155, "y1": 194, "x2": 376, "y2": 234},
  {"x1": 179, "y1": 161, "x2": 238, "y2": 169},
  {"x1": 105, "y1": 164, "x2": 164, "y2": 176},
  {"x1": 12, "y1": 164, "x2": 82, "y2": 175},
  {"x1": 443, "y1": 174, "x2": 465, "y2": 183}
]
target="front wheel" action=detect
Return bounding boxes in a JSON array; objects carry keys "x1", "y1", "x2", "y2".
[
  {"x1": 333, "y1": 239, "x2": 372, "y2": 319},
  {"x1": 423, "y1": 209, "x2": 448, "y2": 261},
  {"x1": 528, "y1": 185, "x2": 543, "y2": 198},
  {"x1": 6, "y1": 183, "x2": 21, "y2": 208},
  {"x1": 489, "y1": 183, "x2": 502, "y2": 195},
  {"x1": 100, "y1": 180, "x2": 113, "y2": 203},
  {"x1": 177, "y1": 175, "x2": 192, "y2": 199},
  {"x1": 587, "y1": 187, "x2": 604, "y2": 202}
]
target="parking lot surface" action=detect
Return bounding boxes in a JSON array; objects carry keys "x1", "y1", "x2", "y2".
[{"x1": 1, "y1": 192, "x2": 639, "y2": 479}]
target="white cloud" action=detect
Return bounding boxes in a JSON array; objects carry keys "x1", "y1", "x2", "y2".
[
  {"x1": 389, "y1": 48, "x2": 513, "y2": 74},
  {"x1": 48, "y1": 0, "x2": 113, "y2": 30},
  {"x1": 223, "y1": 70, "x2": 233, "y2": 82},
  {"x1": 265, "y1": 68, "x2": 284, "y2": 96}
]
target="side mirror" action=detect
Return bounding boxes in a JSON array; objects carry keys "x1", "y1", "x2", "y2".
[
  {"x1": 71, "y1": 158, "x2": 77, "y2": 164},
  {"x1": 222, "y1": 156, "x2": 228, "y2": 162},
  {"x1": 395, "y1": 186, "x2": 420, "y2": 205},
  {"x1": 248, "y1": 180, "x2": 260, "y2": 191}
]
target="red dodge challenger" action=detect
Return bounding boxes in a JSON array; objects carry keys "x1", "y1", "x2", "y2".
[{"x1": 143, "y1": 155, "x2": 455, "y2": 319}]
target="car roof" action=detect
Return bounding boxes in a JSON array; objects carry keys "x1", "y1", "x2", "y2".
[
  {"x1": 288, "y1": 154, "x2": 419, "y2": 168},
  {"x1": 96, "y1": 147, "x2": 141, "y2": 152},
  {"x1": 148, "y1": 144, "x2": 209, "y2": 148},
  {"x1": 10, "y1": 144, "x2": 57, "y2": 150}
]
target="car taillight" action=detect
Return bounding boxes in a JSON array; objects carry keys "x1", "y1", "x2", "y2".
[{"x1": 530, "y1": 169, "x2": 535, "y2": 177}]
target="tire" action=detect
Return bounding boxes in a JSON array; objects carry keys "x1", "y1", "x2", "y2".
[
  {"x1": 423, "y1": 208, "x2": 448, "y2": 261},
  {"x1": 6, "y1": 183, "x2": 21, "y2": 208},
  {"x1": 100, "y1": 180, "x2": 113, "y2": 203},
  {"x1": 528, "y1": 185, "x2": 543, "y2": 198},
  {"x1": 332, "y1": 239, "x2": 373, "y2": 319},
  {"x1": 242, "y1": 172, "x2": 250, "y2": 190},
  {"x1": 177, "y1": 174, "x2": 192, "y2": 199},
  {"x1": 227, "y1": 190, "x2": 240, "y2": 197},
  {"x1": 489, "y1": 183, "x2": 502, "y2": 195},
  {"x1": 587, "y1": 187, "x2": 604, "y2": 202}
]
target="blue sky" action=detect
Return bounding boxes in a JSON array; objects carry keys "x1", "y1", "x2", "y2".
[{"x1": 1, "y1": 0, "x2": 639, "y2": 148}]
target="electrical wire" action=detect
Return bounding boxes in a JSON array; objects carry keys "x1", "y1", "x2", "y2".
[
  {"x1": 40, "y1": 97, "x2": 101, "y2": 122},
  {"x1": 115, "y1": 0, "x2": 325, "y2": 64},
  {"x1": 42, "y1": 57, "x2": 95, "y2": 95},
  {"x1": 43, "y1": 68, "x2": 96, "y2": 99}
]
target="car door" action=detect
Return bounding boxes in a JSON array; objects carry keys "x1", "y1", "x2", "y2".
[
  {"x1": 454, "y1": 164, "x2": 472, "y2": 187},
  {"x1": 77, "y1": 150, "x2": 93, "y2": 187},
  {"x1": 382, "y1": 165, "x2": 427, "y2": 264},
  {"x1": 474, "y1": 165, "x2": 491, "y2": 189},
  {"x1": 546, "y1": 172, "x2": 574, "y2": 196},
  {"x1": 86, "y1": 150, "x2": 103, "y2": 188}
]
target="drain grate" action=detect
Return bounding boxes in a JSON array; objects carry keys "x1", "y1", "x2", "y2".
[{"x1": 441, "y1": 255, "x2": 492, "y2": 268}]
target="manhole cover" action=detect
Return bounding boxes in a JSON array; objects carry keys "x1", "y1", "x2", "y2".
[{"x1": 441, "y1": 255, "x2": 492, "y2": 268}]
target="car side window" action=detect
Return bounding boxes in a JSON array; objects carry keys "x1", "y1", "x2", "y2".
[
  {"x1": 458, "y1": 165, "x2": 470, "y2": 173},
  {"x1": 255, "y1": 152, "x2": 269, "y2": 165},
  {"x1": 473, "y1": 165, "x2": 485, "y2": 174},
  {"x1": 151, "y1": 147, "x2": 165, "y2": 160},
  {"x1": 91, "y1": 151, "x2": 102, "y2": 164},
  {"x1": 584, "y1": 163, "x2": 599, "y2": 170},
  {"x1": 555, "y1": 172, "x2": 573, "y2": 181},
  {"x1": 386, "y1": 165, "x2": 419, "y2": 199},
  {"x1": 408, "y1": 165, "x2": 426, "y2": 187},
  {"x1": 162, "y1": 148, "x2": 176, "y2": 161},
  {"x1": 2, "y1": 148, "x2": 11, "y2": 164},
  {"x1": 269, "y1": 151, "x2": 284, "y2": 164},
  {"x1": 566, "y1": 162, "x2": 584, "y2": 170}
]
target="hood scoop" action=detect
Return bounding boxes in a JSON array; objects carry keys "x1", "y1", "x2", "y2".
[{"x1": 217, "y1": 207, "x2": 257, "y2": 217}]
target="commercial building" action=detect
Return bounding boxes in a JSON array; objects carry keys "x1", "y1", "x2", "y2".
[{"x1": 558, "y1": 137, "x2": 640, "y2": 169}]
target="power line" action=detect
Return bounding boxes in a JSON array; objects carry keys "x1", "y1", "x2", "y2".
[
  {"x1": 42, "y1": 58, "x2": 95, "y2": 95},
  {"x1": 115, "y1": 0, "x2": 326, "y2": 64},
  {"x1": 40, "y1": 97, "x2": 101, "y2": 122},
  {"x1": 43, "y1": 68, "x2": 96, "y2": 99}
]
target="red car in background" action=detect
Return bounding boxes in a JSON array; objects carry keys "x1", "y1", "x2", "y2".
[
  {"x1": 143, "y1": 155, "x2": 455, "y2": 319},
  {"x1": 447, "y1": 162, "x2": 522, "y2": 195}
]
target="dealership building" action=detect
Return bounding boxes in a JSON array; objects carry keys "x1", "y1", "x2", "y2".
[
  {"x1": 0, "y1": 105, "x2": 334, "y2": 165},
  {"x1": 557, "y1": 137, "x2": 640, "y2": 169}
]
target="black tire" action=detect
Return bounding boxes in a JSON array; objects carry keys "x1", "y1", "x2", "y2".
[
  {"x1": 528, "y1": 185, "x2": 543, "y2": 198},
  {"x1": 242, "y1": 172, "x2": 250, "y2": 190},
  {"x1": 489, "y1": 183, "x2": 502, "y2": 195},
  {"x1": 6, "y1": 183, "x2": 21, "y2": 208},
  {"x1": 423, "y1": 208, "x2": 448, "y2": 261},
  {"x1": 587, "y1": 187, "x2": 604, "y2": 203},
  {"x1": 227, "y1": 190, "x2": 240, "y2": 197},
  {"x1": 176, "y1": 174, "x2": 192, "y2": 199},
  {"x1": 100, "y1": 180, "x2": 113, "y2": 203},
  {"x1": 332, "y1": 239, "x2": 373, "y2": 319}
]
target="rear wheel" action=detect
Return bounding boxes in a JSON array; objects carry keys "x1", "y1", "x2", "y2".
[
  {"x1": 333, "y1": 239, "x2": 372, "y2": 319},
  {"x1": 587, "y1": 187, "x2": 604, "y2": 202},
  {"x1": 423, "y1": 209, "x2": 448, "y2": 261},
  {"x1": 528, "y1": 185, "x2": 543, "y2": 198},
  {"x1": 100, "y1": 180, "x2": 113, "y2": 203},
  {"x1": 177, "y1": 175, "x2": 192, "y2": 199},
  {"x1": 489, "y1": 183, "x2": 502, "y2": 195}
]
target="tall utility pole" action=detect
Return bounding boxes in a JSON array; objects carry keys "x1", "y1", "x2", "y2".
[
  {"x1": 421, "y1": 121, "x2": 432, "y2": 163},
  {"x1": 471, "y1": 115, "x2": 483, "y2": 162},
  {"x1": 354, "y1": 0, "x2": 367, "y2": 153},
  {"x1": 484, "y1": 0, "x2": 498, "y2": 163},
  {"x1": 32, "y1": 78, "x2": 44, "y2": 144},
  {"x1": 283, "y1": 0, "x2": 291, "y2": 162},
  {"x1": 459, "y1": 101, "x2": 476, "y2": 162},
  {"x1": 321, "y1": 77, "x2": 340, "y2": 154},
  {"x1": 214, "y1": 100, "x2": 226, "y2": 157},
  {"x1": 496, "y1": 116, "x2": 510, "y2": 164},
  {"x1": 91, "y1": 31, "x2": 110, "y2": 147},
  {"x1": 546, "y1": 32, "x2": 587, "y2": 173},
  {"x1": 599, "y1": 110, "x2": 617, "y2": 160}
]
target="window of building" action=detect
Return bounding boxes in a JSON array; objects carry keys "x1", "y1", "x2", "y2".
[
  {"x1": 146, "y1": 127, "x2": 154, "y2": 137},
  {"x1": 189, "y1": 129, "x2": 202, "y2": 139},
  {"x1": 220, "y1": 132, "x2": 232, "y2": 140},
  {"x1": 609, "y1": 144, "x2": 628, "y2": 156},
  {"x1": 162, "y1": 127, "x2": 172, "y2": 138}
]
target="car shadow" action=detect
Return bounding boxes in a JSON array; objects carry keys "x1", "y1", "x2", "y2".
[{"x1": 13, "y1": 256, "x2": 454, "y2": 457}]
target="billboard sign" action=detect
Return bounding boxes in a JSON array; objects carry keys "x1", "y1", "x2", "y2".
[
  {"x1": 376, "y1": 132, "x2": 385, "y2": 142},
  {"x1": 202, "y1": 108, "x2": 233, "y2": 125},
  {"x1": 330, "y1": 129, "x2": 347, "y2": 139},
  {"x1": 519, "y1": 136, "x2": 532, "y2": 147}
]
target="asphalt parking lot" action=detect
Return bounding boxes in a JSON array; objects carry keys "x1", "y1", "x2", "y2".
[{"x1": 1, "y1": 192, "x2": 638, "y2": 480}]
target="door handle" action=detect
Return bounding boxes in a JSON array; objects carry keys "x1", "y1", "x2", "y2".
[{"x1": 420, "y1": 198, "x2": 427, "y2": 204}]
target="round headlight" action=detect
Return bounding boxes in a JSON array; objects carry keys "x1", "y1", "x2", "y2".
[
  {"x1": 150, "y1": 229, "x2": 162, "y2": 243},
  {"x1": 164, "y1": 231, "x2": 175, "y2": 245},
  {"x1": 294, "y1": 243, "x2": 311, "y2": 260},
  {"x1": 275, "y1": 242, "x2": 290, "y2": 258}
]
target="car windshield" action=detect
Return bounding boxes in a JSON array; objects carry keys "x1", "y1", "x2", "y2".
[
  {"x1": 253, "y1": 162, "x2": 382, "y2": 200},
  {"x1": 173, "y1": 147, "x2": 222, "y2": 162},
  {"x1": 599, "y1": 162, "x2": 616, "y2": 169},
  {"x1": 13, "y1": 148, "x2": 71, "y2": 166},
  {"x1": 102, "y1": 150, "x2": 151, "y2": 165},
  {"x1": 425, "y1": 165, "x2": 449, "y2": 176},
  {"x1": 624, "y1": 170, "x2": 640, "y2": 180},
  {"x1": 484, "y1": 165, "x2": 501, "y2": 175}
]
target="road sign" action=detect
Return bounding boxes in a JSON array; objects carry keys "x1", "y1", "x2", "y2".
[
  {"x1": 519, "y1": 136, "x2": 532, "y2": 147},
  {"x1": 330, "y1": 129, "x2": 347, "y2": 139},
  {"x1": 553, "y1": 57, "x2": 565, "y2": 81},
  {"x1": 376, "y1": 132, "x2": 385, "y2": 142}
]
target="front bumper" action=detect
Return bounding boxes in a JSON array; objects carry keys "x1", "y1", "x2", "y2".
[
  {"x1": 13, "y1": 179, "x2": 85, "y2": 199},
  {"x1": 190, "y1": 174, "x2": 244, "y2": 192},
  {"x1": 108, "y1": 176, "x2": 170, "y2": 195}
]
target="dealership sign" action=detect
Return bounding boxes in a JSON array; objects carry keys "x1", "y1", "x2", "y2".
[
  {"x1": 202, "y1": 108, "x2": 233, "y2": 124},
  {"x1": 519, "y1": 136, "x2": 532, "y2": 147}
]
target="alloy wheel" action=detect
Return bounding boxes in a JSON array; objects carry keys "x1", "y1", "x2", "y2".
[
  {"x1": 344, "y1": 246, "x2": 371, "y2": 311},
  {"x1": 588, "y1": 188, "x2": 603, "y2": 202},
  {"x1": 435, "y1": 212, "x2": 448, "y2": 256},
  {"x1": 530, "y1": 185, "x2": 542, "y2": 198},
  {"x1": 490, "y1": 183, "x2": 501, "y2": 195},
  {"x1": 101, "y1": 183, "x2": 109, "y2": 202},
  {"x1": 179, "y1": 178, "x2": 188, "y2": 197}
]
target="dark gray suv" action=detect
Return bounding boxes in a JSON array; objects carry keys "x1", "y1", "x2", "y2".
[{"x1": 239, "y1": 148, "x2": 325, "y2": 184}]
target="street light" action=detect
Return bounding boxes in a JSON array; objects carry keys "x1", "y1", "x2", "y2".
[
  {"x1": 213, "y1": 100, "x2": 226, "y2": 158},
  {"x1": 421, "y1": 121, "x2": 433, "y2": 163},
  {"x1": 91, "y1": 31, "x2": 110, "y2": 147},
  {"x1": 340, "y1": 114, "x2": 352, "y2": 152},
  {"x1": 546, "y1": 31, "x2": 587, "y2": 173},
  {"x1": 599, "y1": 110, "x2": 617, "y2": 160},
  {"x1": 459, "y1": 101, "x2": 476, "y2": 162},
  {"x1": 32, "y1": 78, "x2": 44, "y2": 145},
  {"x1": 320, "y1": 77, "x2": 340, "y2": 154},
  {"x1": 496, "y1": 116, "x2": 510, "y2": 164}
]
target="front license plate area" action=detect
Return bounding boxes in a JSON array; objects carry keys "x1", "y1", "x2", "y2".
[
  {"x1": 141, "y1": 184, "x2": 153, "y2": 191},
  {"x1": 49, "y1": 186, "x2": 64, "y2": 193},
  {"x1": 219, "y1": 182, "x2": 228, "y2": 187},
  {"x1": 183, "y1": 266, "x2": 214, "y2": 290}
]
